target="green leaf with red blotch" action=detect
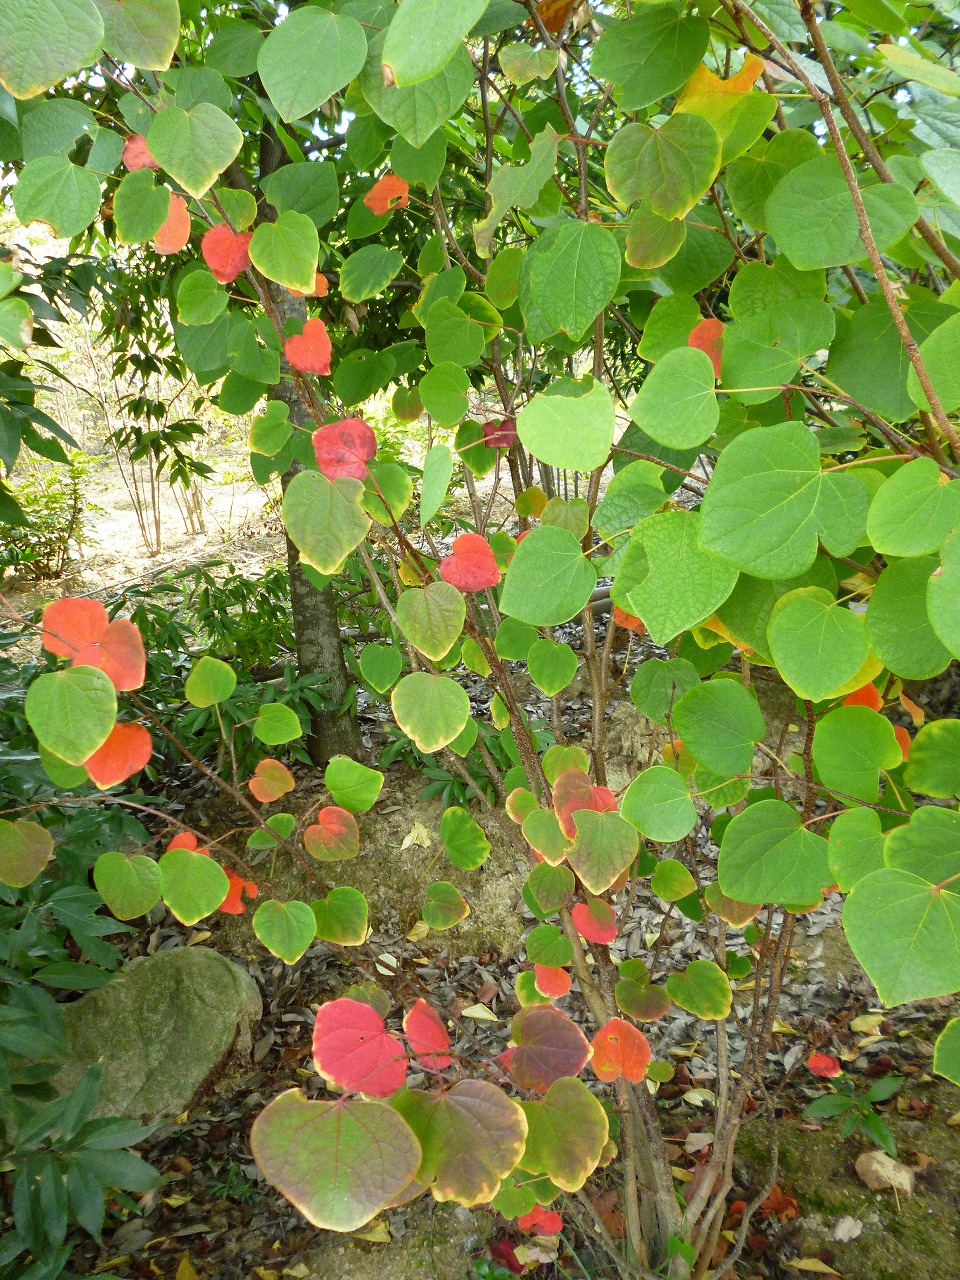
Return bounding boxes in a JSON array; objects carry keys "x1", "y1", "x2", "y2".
[
  {"x1": 703, "y1": 881, "x2": 761, "y2": 928},
  {"x1": 517, "y1": 1077, "x2": 608, "y2": 1192},
  {"x1": 665, "y1": 960, "x2": 732, "y2": 1020},
  {"x1": 0, "y1": 820, "x2": 53, "y2": 889},
  {"x1": 571, "y1": 897, "x2": 618, "y2": 944},
  {"x1": 251, "y1": 1091, "x2": 421, "y2": 1231},
  {"x1": 590, "y1": 1018, "x2": 651, "y2": 1083},
  {"x1": 567, "y1": 810, "x2": 639, "y2": 896},
  {"x1": 253, "y1": 900, "x2": 317, "y2": 964},
  {"x1": 158, "y1": 846, "x2": 229, "y2": 926},
  {"x1": 304, "y1": 807, "x2": 360, "y2": 861},
  {"x1": 248, "y1": 758, "x2": 296, "y2": 804},
  {"x1": 312, "y1": 998, "x2": 408, "y2": 1097},
  {"x1": 312, "y1": 887, "x2": 368, "y2": 946},
  {"x1": 510, "y1": 1005, "x2": 591, "y2": 1093},
  {"x1": 392, "y1": 1080, "x2": 527, "y2": 1205}
]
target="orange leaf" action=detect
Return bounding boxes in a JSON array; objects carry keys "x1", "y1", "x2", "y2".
[
  {"x1": 893, "y1": 724, "x2": 911, "y2": 760},
  {"x1": 612, "y1": 606, "x2": 646, "y2": 634},
  {"x1": 590, "y1": 1017, "x2": 651, "y2": 1083},
  {"x1": 122, "y1": 134, "x2": 158, "y2": 171},
  {"x1": 248, "y1": 758, "x2": 296, "y2": 803},
  {"x1": 304, "y1": 806, "x2": 360, "y2": 860},
  {"x1": 75, "y1": 619, "x2": 146, "y2": 691},
  {"x1": 84, "y1": 722, "x2": 152, "y2": 789},
  {"x1": 678, "y1": 53, "x2": 765, "y2": 106},
  {"x1": 517, "y1": 1204, "x2": 562, "y2": 1235},
  {"x1": 289, "y1": 272, "x2": 330, "y2": 299},
  {"x1": 201, "y1": 222, "x2": 252, "y2": 284},
  {"x1": 363, "y1": 173, "x2": 410, "y2": 217},
  {"x1": 285, "y1": 317, "x2": 332, "y2": 375},
  {"x1": 688, "y1": 317, "x2": 724, "y2": 379},
  {"x1": 42, "y1": 597, "x2": 109, "y2": 657},
  {"x1": 153, "y1": 193, "x2": 191, "y2": 255},
  {"x1": 534, "y1": 0, "x2": 580, "y2": 35},
  {"x1": 843, "y1": 682, "x2": 882, "y2": 712},
  {"x1": 220, "y1": 868, "x2": 258, "y2": 914},
  {"x1": 900, "y1": 692, "x2": 925, "y2": 725},
  {"x1": 534, "y1": 965, "x2": 572, "y2": 999},
  {"x1": 759, "y1": 1184, "x2": 799, "y2": 1221}
]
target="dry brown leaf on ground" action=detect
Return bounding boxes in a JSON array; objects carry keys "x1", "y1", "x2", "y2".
[{"x1": 854, "y1": 1150, "x2": 915, "y2": 1196}]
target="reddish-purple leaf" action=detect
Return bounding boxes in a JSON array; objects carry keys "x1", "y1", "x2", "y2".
[
  {"x1": 534, "y1": 966, "x2": 572, "y2": 999},
  {"x1": 439, "y1": 533, "x2": 501, "y2": 593},
  {"x1": 303, "y1": 806, "x2": 360, "y2": 861},
  {"x1": 403, "y1": 998, "x2": 452, "y2": 1070},
  {"x1": 201, "y1": 222, "x2": 253, "y2": 283},
  {"x1": 285, "y1": 317, "x2": 332, "y2": 375},
  {"x1": 482, "y1": 418, "x2": 517, "y2": 449},
  {"x1": 311, "y1": 417, "x2": 377, "y2": 480},
  {"x1": 509, "y1": 1004, "x2": 591, "y2": 1093},
  {"x1": 553, "y1": 769, "x2": 617, "y2": 839},
  {"x1": 312, "y1": 997, "x2": 408, "y2": 1097}
]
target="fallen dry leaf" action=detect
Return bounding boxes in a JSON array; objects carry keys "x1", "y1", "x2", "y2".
[
  {"x1": 854, "y1": 1150, "x2": 915, "y2": 1197},
  {"x1": 833, "y1": 1215, "x2": 863, "y2": 1242},
  {"x1": 786, "y1": 1261, "x2": 841, "y2": 1276},
  {"x1": 176, "y1": 1258, "x2": 200, "y2": 1280}
]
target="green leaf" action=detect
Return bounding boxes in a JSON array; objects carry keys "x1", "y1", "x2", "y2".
[
  {"x1": 611, "y1": 511, "x2": 738, "y2": 645},
  {"x1": 500, "y1": 43, "x2": 558, "y2": 85},
  {"x1": 517, "y1": 376, "x2": 614, "y2": 472},
  {"x1": 257, "y1": 8, "x2": 367, "y2": 122},
  {"x1": 624, "y1": 204, "x2": 687, "y2": 268},
  {"x1": 621, "y1": 767, "x2": 697, "y2": 843},
  {"x1": 522, "y1": 810, "x2": 572, "y2": 866},
  {"x1": 651, "y1": 858, "x2": 697, "y2": 901},
  {"x1": 362, "y1": 461, "x2": 413, "y2": 526},
  {"x1": 867, "y1": 555, "x2": 951, "y2": 680},
  {"x1": 251, "y1": 1092, "x2": 421, "y2": 1230},
  {"x1": 527, "y1": 639, "x2": 578, "y2": 697},
  {"x1": 93, "y1": 851, "x2": 162, "y2": 920},
  {"x1": 325, "y1": 755, "x2": 384, "y2": 812},
  {"x1": 523, "y1": 221, "x2": 621, "y2": 339},
  {"x1": 283, "y1": 472, "x2": 371, "y2": 575},
  {"x1": 391, "y1": 673, "x2": 470, "y2": 753},
  {"x1": 312, "y1": 886, "x2": 368, "y2": 945},
  {"x1": 177, "y1": 267, "x2": 227, "y2": 327},
  {"x1": 249, "y1": 211, "x2": 320, "y2": 294},
  {"x1": 474, "y1": 128, "x2": 560, "y2": 258},
  {"x1": 25, "y1": 666, "x2": 117, "y2": 766},
  {"x1": 908, "y1": 312, "x2": 960, "y2": 413},
  {"x1": 93, "y1": 0, "x2": 179, "y2": 69},
  {"x1": 495, "y1": 618, "x2": 537, "y2": 661},
  {"x1": 254, "y1": 703, "x2": 302, "y2": 746},
  {"x1": 605, "y1": 115, "x2": 721, "y2": 219},
  {"x1": 0, "y1": 819, "x2": 53, "y2": 889},
  {"x1": 0, "y1": 0, "x2": 103, "y2": 99},
  {"x1": 928, "y1": 530, "x2": 960, "y2": 658},
  {"x1": 361, "y1": 34, "x2": 474, "y2": 148},
  {"x1": 629, "y1": 658, "x2": 700, "y2": 726},
  {"x1": 392, "y1": 130, "x2": 447, "y2": 189},
  {"x1": 500, "y1": 526, "x2": 598, "y2": 627},
  {"x1": 879, "y1": 43, "x2": 960, "y2": 96},
  {"x1": 885, "y1": 807, "x2": 960, "y2": 883},
  {"x1": 526, "y1": 923, "x2": 573, "y2": 967},
  {"x1": 158, "y1": 847, "x2": 228, "y2": 925},
  {"x1": 253, "y1": 900, "x2": 317, "y2": 964},
  {"x1": 341, "y1": 245, "x2": 404, "y2": 303},
  {"x1": 422, "y1": 880, "x2": 469, "y2": 929},
  {"x1": 591, "y1": 9, "x2": 710, "y2": 111},
  {"x1": 517, "y1": 1076, "x2": 608, "y2": 1192},
  {"x1": 261, "y1": 162, "x2": 340, "y2": 229},
  {"x1": 812, "y1": 706, "x2": 902, "y2": 804},
  {"x1": 12, "y1": 155, "x2": 101, "y2": 238},
  {"x1": 425, "y1": 298, "x2": 486, "y2": 366},
  {"x1": 866, "y1": 458, "x2": 960, "y2": 556},
  {"x1": 382, "y1": 0, "x2": 490, "y2": 86},
  {"x1": 418, "y1": 445, "x2": 453, "y2": 528},
  {"x1": 440, "y1": 807, "x2": 491, "y2": 870},
  {"x1": 843, "y1": 868, "x2": 960, "y2": 1005},
  {"x1": 766, "y1": 588, "x2": 868, "y2": 702},
  {"x1": 419, "y1": 363, "x2": 469, "y2": 425},
  {"x1": 719, "y1": 800, "x2": 831, "y2": 905},
  {"x1": 206, "y1": 18, "x2": 263, "y2": 77},
  {"x1": 525, "y1": 863, "x2": 575, "y2": 917},
  {"x1": 567, "y1": 810, "x2": 639, "y2": 896},
  {"x1": 934, "y1": 1019, "x2": 960, "y2": 1086},
  {"x1": 665, "y1": 960, "x2": 732, "y2": 1020},
  {"x1": 637, "y1": 294, "x2": 700, "y2": 362},
  {"x1": 673, "y1": 679, "x2": 765, "y2": 777},
  {"x1": 629, "y1": 347, "x2": 718, "y2": 448},
  {"x1": 185, "y1": 656, "x2": 237, "y2": 708},
  {"x1": 726, "y1": 128, "x2": 820, "y2": 231},
  {"x1": 828, "y1": 806, "x2": 886, "y2": 892},
  {"x1": 249, "y1": 403, "x2": 292, "y2": 457},
  {"x1": 146, "y1": 103, "x2": 242, "y2": 198},
  {"x1": 396, "y1": 582, "x2": 465, "y2": 662},
  {"x1": 113, "y1": 169, "x2": 170, "y2": 244},
  {"x1": 359, "y1": 644, "x2": 403, "y2": 694},
  {"x1": 903, "y1": 719, "x2": 960, "y2": 799}
]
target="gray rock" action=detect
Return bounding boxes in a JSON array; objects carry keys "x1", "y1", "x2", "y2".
[{"x1": 56, "y1": 947, "x2": 261, "y2": 1119}]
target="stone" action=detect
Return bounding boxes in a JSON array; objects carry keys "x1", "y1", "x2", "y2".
[{"x1": 55, "y1": 946, "x2": 262, "y2": 1119}]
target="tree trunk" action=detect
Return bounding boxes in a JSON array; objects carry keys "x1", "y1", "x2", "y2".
[{"x1": 267, "y1": 285, "x2": 360, "y2": 764}]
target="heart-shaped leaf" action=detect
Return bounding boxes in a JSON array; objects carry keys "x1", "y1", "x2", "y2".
[
  {"x1": 93, "y1": 850, "x2": 162, "y2": 920},
  {"x1": 283, "y1": 471, "x2": 371, "y2": 575},
  {"x1": 253, "y1": 899, "x2": 317, "y2": 964},
  {"x1": 312, "y1": 997, "x2": 408, "y2": 1096},
  {"x1": 391, "y1": 673, "x2": 470, "y2": 753},
  {"x1": 312, "y1": 886, "x2": 368, "y2": 945},
  {"x1": 396, "y1": 581, "x2": 465, "y2": 660},
  {"x1": 25, "y1": 666, "x2": 117, "y2": 766},
  {"x1": 304, "y1": 806, "x2": 360, "y2": 861},
  {"x1": 158, "y1": 847, "x2": 229, "y2": 925},
  {"x1": 665, "y1": 959, "x2": 732, "y2": 1020},
  {"x1": 0, "y1": 820, "x2": 54, "y2": 889}
]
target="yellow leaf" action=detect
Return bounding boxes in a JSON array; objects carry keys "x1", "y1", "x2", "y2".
[
  {"x1": 353, "y1": 1220, "x2": 391, "y2": 1243},
  {"x1": 176, "y1": 1258, "x2": 200, "y2": 1280},
  {"x1": 534, "y1": 0, "x2": 581, "y2": 37},
  {"x1": 679, "y1": 54, "x2": 766, "y2": 105},
  {"x1": 162, "y1": 1194, "x2": 192, "y2": 1207},
  {"x1": 772, "y1": 1018, "x2": 799, "y2": 1035},
  {"x1": 461, "y1": 1003, "x2": 498, "y2": 1021},
  {"x1": 850, "y1": 1013, "x2": 885, "y2": 1034},
  {"x1": 406, "y1": 921, "x2": 430, "y2": 943},
  {"x1": 671, "y1": 1166, "x2": 694, "y2": 1182},
  {"x1": 786, "y1": 1262, "x2": 841, "y2": 1276}
]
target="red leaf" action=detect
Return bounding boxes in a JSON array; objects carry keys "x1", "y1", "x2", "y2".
[
  {"x1": 612, "y1": 606, "x2": 646, "y2": 635},
  {"x1": 893, "y1": 724, "x2": 911, "y2": 760},
  {"x1": 807, "y1": 1051, "x2": 842, "y2": 1078},
  {"x1": 83, "y1": 722, "x2": 152, "y2": 789},
  {"x1": 571, "y1": 897, "x2": 618, "y2": 945},
  {"x1": 75, "y1": 619, "x2": 146, "y2": 691},
  {"x1": 220, "y1": 869, "x2": 259, "y2": 915},
  {"x1": 534, "y1": 965, "x2": 572, "y2": 999},
  {"x1": 312, "y1": 997, "x2": 408, "y2": 1097},
  {"x1": 289, "y1": 272, "x2": 330, "y2": 299},
  {"x1": 122, "y1": 134, "x2": 158, "y2": 171},
  {"x1": 167, "y1": 832, "x2": 198, "y2": 851},
  {"x1": 590, "y1": 1017, "x2": 651, "y2": 1083},
  {"x1": 285, "y1": 317, "x2": 332, "y2": 375},
  {"x1": 517, "y1": 1204, "x2": 563, "y2": 1235},
  {"x1": 759, "y1": 1184, "x2": 798, "y2": 1221},
  {"x1": 843, "y1": 682, "x2": 882, "y2": 712},
  {"x1": 509, "y1": 1004, "x2": 591, "y2": 1093},
  {"x1": 363, "y1": 173, "x2": 410, "y2": 216},
  {"x1": 303, "y1": 806, "x2": 360, "y2": 860},
  {"x1": 201, "y1": 222, "x2": 253, "y2": 284},
  {"x1": 688, "y1": 317, "x2": 724, "y2": 379},
  {"x1": 402, "y1": 998, "x2": 452, "y2": 1070},
  {"x1": 248, "y1": 758, "x2": 296, "y2": 803},
  {"x1": 482, "y1": 418, "x2": 517, "y2": 449},
  {"x1": 312, "y1": 418, "x2": 377, "y2": 480},
  {"x1": 42, "y1": 598, "x2": 109, "y2": 657},
  {"x1": 153, "y1": 193, "x2": 190, "y2": 255},
  {"x1": 490, "y1": 1240, "x2": 524, "y2": 1275},
  {"x1": 439, "y1": 533, "x2": 502, "y2": 593}
]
